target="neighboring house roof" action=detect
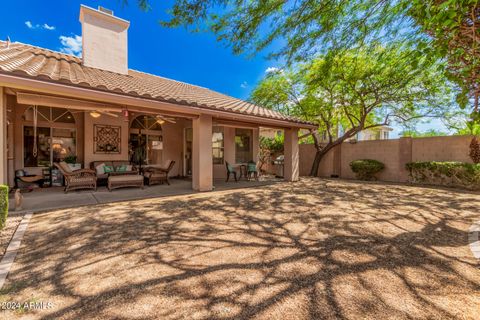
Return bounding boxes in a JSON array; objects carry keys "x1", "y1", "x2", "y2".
[{"x1": 0, "y1": 41, "x2": 312, "y2": 125}]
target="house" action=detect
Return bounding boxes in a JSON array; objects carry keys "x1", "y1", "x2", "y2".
[
  {"x1": 0, "y1": 5, "x2": 314, "y2": 191},
  {"x1": 354, "y1": 126, "x2": 392, "y2": 141}
]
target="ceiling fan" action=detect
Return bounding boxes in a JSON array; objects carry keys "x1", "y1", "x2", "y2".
[
  {"x1": 155, "y1": 115, "x2": 176, "y2": 124},
  {"x1": 71, "y1": 110, "x2": 119, "y2": 118}
]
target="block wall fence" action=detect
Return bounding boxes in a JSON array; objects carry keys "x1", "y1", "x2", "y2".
[{"x1": 298, "y1": 135, "x2": 474, "y2": 182}]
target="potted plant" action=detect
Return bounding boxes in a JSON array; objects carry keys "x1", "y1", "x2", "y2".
[{"x1": 64, "y1": 155, "x2": 81, "y2": 171}]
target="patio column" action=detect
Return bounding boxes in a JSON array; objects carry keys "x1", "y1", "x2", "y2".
[
  {"x1": 0, "y1": 87, "x2": 7, "y2": 185},
  {"x1": 284, "y1": 127, "x2": 299, "y2": 182},
  {"x1": 192, "y1": 114, "x2": 213, "y2": 191}
]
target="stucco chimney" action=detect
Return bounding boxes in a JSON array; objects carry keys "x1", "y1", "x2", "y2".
[{"x1": 79, "y1": 5, "x2": 130, "y2": 74}]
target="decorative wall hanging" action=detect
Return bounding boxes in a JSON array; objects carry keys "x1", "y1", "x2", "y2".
[{"x1": 94, "y1": 124, "x2": 121, "y2": 153}]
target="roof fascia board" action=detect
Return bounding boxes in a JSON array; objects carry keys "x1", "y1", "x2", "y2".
[{"x1": 0, "y1": 73, "x2": 316, "y2": 129}]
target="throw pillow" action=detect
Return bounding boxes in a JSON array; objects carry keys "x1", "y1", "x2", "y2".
[
  {"x1": 104, "y1": 165, "x2": 114, "y2": 173},
  {"x1": 125, "y1": 165, "x2": 133, "y2": 171},
  {"x1": 115, "y1": 165, "x2": 127, "y2": 172},
  {"x1": 59, "y1": 161, "x2": 72, "y2": 173},
  {"x1": 95, "y1": 163, "x2": 106, "y2": 175}
]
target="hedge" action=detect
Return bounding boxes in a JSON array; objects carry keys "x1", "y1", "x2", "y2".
[
  {"x1": 0, "y1": 185, "x2": 8, "y2": 230},
  {"x1": 350, "y1": 159, "x2": 385, "y2": 180},
  {"x1": 405, "y1": 161, "x2": 480, "y2": 190}
]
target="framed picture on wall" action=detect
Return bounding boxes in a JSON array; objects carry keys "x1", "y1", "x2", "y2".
[{"x1": 94, "y1": 124, "x2": 121, "y2": 154}]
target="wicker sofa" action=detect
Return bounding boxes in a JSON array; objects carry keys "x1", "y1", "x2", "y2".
[{"x1": 90, "y1": 161, "x2": 138, "y2": 186}]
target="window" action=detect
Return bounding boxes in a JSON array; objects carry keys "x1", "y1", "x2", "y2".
[
  {"x1": 235, "y1": 128, "x2": 253, "y2": 163},
  {"x1": 24, "y1": 127, "x2": 51, "y2": 167},
  {"x1": 129, "y1": 115, "x2": 163, "y2": 165},
  {"x1": 23, "y1": 107, "x2": 76, "y2": 167},
  {"x1": 212, "y1": 126, "x2": 224, "y2": 164}
]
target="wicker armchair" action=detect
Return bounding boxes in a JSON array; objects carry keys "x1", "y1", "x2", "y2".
[
  {"x1": 54, "y1": 162, "x2": 97, "y2": 193},
  {"x1": 144, "y1": 160, "x2": 175, "y2": 186}
]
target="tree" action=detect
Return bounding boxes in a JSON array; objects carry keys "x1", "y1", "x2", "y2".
[
  {"x1": 258, "y1": 135, "x2": 283, "y2": 173},
  {"x1": 135, "y1": 1, "x2": 478, "y2": 115},
  {"x1": 409, "y1": 1, "x2": 480, "y2": 113},
  {"x1": 251, "y1": 45, "x2": 452, "y2": 176},
  {"x1": 400, "y1": 129, "x2": 449, "y2": 138}
]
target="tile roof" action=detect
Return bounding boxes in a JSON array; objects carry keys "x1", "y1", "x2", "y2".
[{"x1": 0, "y1": 41, "x2": 312, "y2": 125}]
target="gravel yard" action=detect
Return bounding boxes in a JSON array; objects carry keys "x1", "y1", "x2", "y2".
[{"x1": 0, "y1": 177, "x2": 479, "y2": 319}]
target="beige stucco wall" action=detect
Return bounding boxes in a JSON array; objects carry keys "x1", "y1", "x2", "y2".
[
  {"x1": 299, "y1": 144, "x2": 336, "y2": 177},
  {"x1": 0, "y1": 87, "x2": 7, "y2": 184},
  {"x1": 412, "y1": 135, "x2": 472, "y2": 162},
  {"x1": 341, "y1": 139, "x2": 401, "y2": 182},
  {"x1": 161, "y1": 118, "x2": 190, "y2": 177},
  {"x1": 299, "y1": 135, "x2": 475, "y2": 183}
]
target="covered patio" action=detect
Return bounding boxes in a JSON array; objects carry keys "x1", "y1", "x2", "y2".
[
  {"x1": 10, "y1": 177, "x2": 282, "y2": 213},
  {"x1": 0, "y1": 5, "x2": 315, "y2": 197}
]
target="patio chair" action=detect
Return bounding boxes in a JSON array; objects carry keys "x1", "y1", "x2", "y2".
[
  {"x1": 144, "y1": 160, "x2": 175, "y2": 186},
  {"x1": 247, "y1": 161, "x2": 259, "y2": 181},
  {"x1": 54, "y1": 162, "x2": 97, "y2": 193},
  {"x1": 225, "y1": 162, "x2": 238, "y2": 182}
]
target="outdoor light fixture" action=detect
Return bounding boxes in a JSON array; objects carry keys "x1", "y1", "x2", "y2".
[{"x1": 89, "y1": 111, "x2": 101, "y2": 118}]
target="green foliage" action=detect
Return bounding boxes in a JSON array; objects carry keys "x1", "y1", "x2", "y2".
[
  {"x1": 251, "y1": 45, "x2": 451, "y2": 145},
  {"x1": 152, "y1": 0, "x2": 411, "y2": 61},
  {"x1": 258, "y1": 135, "x2": 283, "y2": 172},
  {"x1": 251, "y1": 45, "x2": 451, "y2": 175},
  {"x1": 409, "y1": 1, "x2": 480, "y2": 112},
  {"x1": 136, "y1": 0, "x2": 478, "y2": 116},
  {"x1": 406, "y1": 161, "x2": 480, "y2": 190},
  {"x1": 0, "y1": 185, "x2": 8, "y2": 230},
  {"x1": 350, "y1": 159, "x2": 385, "y2": 181},
  {"x1": 259, "y1": 135, "x2": 283, "y2": 154},
  {"x1": 63, "y1": 155, "x2": 77, "y2": 164},
  {"x1": 401, "y1": 129, "x2": 449, "y2": 137}
]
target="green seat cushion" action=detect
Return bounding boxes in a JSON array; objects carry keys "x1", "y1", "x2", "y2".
[{"x1": 115, "y1": 165, "x2": 127, "y2": 172}]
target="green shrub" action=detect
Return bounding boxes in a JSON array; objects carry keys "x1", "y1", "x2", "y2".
[
  {"x1": 350, "y1": 159, "x2": 385, "y2": 180},
  {"x1": 0, "y1": 185, "x2": 8, "y2": 230},
  {"x1": 405, "y1": 161, "x2": 480, "y2": 190}
]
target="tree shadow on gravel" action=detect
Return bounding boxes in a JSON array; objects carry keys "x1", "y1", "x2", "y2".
[{"x1": 2, "y1": 178, "x2": 480, "y2": 319}]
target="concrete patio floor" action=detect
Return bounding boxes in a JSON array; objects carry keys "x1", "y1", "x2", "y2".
[
  {"x1": 10, "y1": 177, "x2": 282, "y2": 213},
  {"x1": 1, "y1": 178, "x2": 479, "y2": 319}
]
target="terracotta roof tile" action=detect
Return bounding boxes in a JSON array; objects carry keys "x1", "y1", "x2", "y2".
[{"x1": 0, "y1": 41, "x2": 313, "y2": 125}]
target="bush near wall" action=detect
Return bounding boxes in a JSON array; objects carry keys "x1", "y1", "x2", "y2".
[
  {"x1": 406, "y1": 162, "x2": 480, "y2": 190},
  {"x1": 0, "y1": 185, "x2": 8, "y2": 230},
  {"x1": 350, "y1": 159, "x2": 385, "y2": 180}
]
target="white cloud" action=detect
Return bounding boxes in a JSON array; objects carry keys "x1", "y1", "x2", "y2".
[
  {"x1": 240, "y1": 81, "x2": 248, "y2": 89},
  {"x1": 265, "y1": 67, "x2": 280, "y2": 74},
  {"x1": 25, "y1": 21, "x2": 56, "y2": 31},
  {"x1": 43, "y1": 24, "x2": 55, "y2": 31},
  {"x1": 59, "y1": 35, "x2": 82, "y2": 56}
]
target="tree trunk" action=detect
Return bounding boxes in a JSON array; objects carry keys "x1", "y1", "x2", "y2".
[{"x1": 309, "y1": 143, "x2": 337, "y2": 176}]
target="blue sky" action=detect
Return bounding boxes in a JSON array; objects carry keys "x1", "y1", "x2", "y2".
[
  {"x1": 0, "y1": 0, "x2": 275, "y2": 100},
  {"x1": 0, "y1": 0, "x2": 450, "y2": 137}
]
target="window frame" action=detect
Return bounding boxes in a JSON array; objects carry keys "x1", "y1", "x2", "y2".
[
  {"x1": 212, "y1": 126, "x2": 224, "y2": 165},
  {"x1": 22, "y1": 107, "x2": 77, "y2": 168},
  {"x1": 235, "y1": 128, "x2": 253, "y2": 164}
]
